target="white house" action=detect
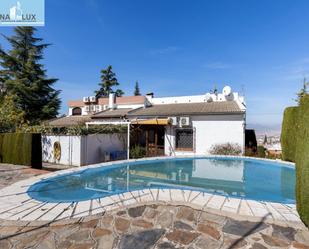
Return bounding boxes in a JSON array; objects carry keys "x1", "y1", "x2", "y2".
[{"x1": 49, "y1": 86, "x2": 246, "y2": 159}]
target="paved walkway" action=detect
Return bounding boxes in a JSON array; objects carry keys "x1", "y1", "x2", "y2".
[
  {"x1": 1, "y1": 203, "x2": 309, "y2": 249},
  {"x1": 0, "y1": 164, "x2": 49, "y2": 189}
]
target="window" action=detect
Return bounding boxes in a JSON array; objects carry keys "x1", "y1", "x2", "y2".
[
  {"x1": 72, "y1": 107, "x2": 82, "y2": 116},
  {"x1": 176, "y1": 128, "x2": 194, "y2": 151}
]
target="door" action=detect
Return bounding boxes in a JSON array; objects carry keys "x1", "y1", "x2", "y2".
[{"x1": 146, "y1": 126, "x2": 165, "y2": 157}]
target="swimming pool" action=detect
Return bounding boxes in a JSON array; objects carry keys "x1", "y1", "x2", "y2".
[{"x1": 28, "y1": 157, "x2": 295, "y2": 204}]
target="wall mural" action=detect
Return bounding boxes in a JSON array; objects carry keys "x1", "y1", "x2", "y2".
[{"x1": 53, "y1": 141, "x2": 61, "y2": 161}]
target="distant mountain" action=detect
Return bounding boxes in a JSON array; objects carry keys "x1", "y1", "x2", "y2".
[{"x1": 246, "y1": 123, "x2": 281, "y2": 136}]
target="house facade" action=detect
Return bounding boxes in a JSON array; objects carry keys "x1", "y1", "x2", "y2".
[{"x1": 50, "y1": 86, "x2": 246, "y2": 157}]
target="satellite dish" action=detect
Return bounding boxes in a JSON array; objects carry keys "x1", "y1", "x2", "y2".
[
  {"x1": 222, "y1": 86, "x2": 232, "y2": 96},
  {"x1": 205, "y1": 93, "x2": 213, "y2": 102}
]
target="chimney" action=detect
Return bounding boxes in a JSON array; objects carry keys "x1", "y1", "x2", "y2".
[
  {"x1": 108, "y1": 93, "x2": 116, "y2": 109},
  {"x1": 146, "y1": 92, "x2": 154, "y2": 98},
  {"x1": 146, "y1": 92, "x2": 154, "y2": 99}
]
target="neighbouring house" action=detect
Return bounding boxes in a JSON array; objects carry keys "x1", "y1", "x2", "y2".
[
  {"x1": 48, "y1": 86, "x2": 246, "y2": 162},
  {"x1": 264, "y1": 143, "x2": 282, "y2": 157}
]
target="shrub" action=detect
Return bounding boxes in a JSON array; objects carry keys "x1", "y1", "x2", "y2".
[
  {"x1": 130, "y1": 145, "x2": 146, "y2": 159},
  {"x1": 281, "y1": 107, "x2": 299, "y2": 162},
  {"x1": 209, "y1": 143, "x2": 242, "y2": 156},
  {"x1": 281, "y1": 94, "x2": 309, "y2": 227},
  {"x1": 0, "y1": 95, "x2": 26, "y2": 133},
  {"x1": 245, "y1": 148, "x2": 256, "y2": 157},
  {"x1": 295, "y1": 95, "x2": 309, "y2": 226},
  {"x1": 0, "y1": 133, "x2": 42, "y2": 168},
  {"x1": 257, "y1": 145, "x2": 266, "y2": 158}
]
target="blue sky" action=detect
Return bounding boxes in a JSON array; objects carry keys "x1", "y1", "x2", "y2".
[{"x1": 1, "y1": 0, "x2": 309, "y2": 130}]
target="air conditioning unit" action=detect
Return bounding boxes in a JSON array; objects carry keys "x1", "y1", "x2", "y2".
[
  {"x1": 89, "y1": 96, "x2": 96, "y2": 102},
  {"x1": 96, "y1": 105, "x2": 101, "y2": 112},
  {"x1": 90, "y1": 105, "x2": 96, "y2": 111},
  {"x1": 84, "y1": 106, "x2": 90, "y2": 112},
  {"x1": 168, "y1": 117, "x2": 177, "y2": 126},
  {"x1": 179, "y1": 117, "x2": 190, "y2": 127},
  {"x1": 83, "y1": 97, "x2": 89, "y2": 103}
]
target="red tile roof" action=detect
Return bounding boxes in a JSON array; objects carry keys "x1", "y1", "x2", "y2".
[{"x1": 68, "y1": 96, "x2": 145, "y2": 107}]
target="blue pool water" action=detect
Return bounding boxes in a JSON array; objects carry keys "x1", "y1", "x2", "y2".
[{"x1": 28, "y1": 157, "x2": 295, "y2": 204}]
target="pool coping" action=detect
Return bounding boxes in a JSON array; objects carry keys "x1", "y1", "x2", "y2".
[{"x1": 0, "y1": 155, "x2": 301, "y2": 226}]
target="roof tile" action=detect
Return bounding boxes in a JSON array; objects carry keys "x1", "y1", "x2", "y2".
[{"x1": 127, "y1": 101, "x2": 243, "y2": 116}]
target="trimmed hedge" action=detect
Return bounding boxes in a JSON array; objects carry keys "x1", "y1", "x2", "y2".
[
  {"x1": 281, "y1": 107, "x2": 299, "y2": 162},
  {"x1": 295, "y1": 95, "x2": 309, "y2": 226},
  {"x1": 281, "y1": 95, "x2": 309, "y2": 226},
  {"x1": 0, "y1": 133, "x2": 42, "y2": 168}
]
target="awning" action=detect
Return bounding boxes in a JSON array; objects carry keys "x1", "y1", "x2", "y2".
[{"x1": 131, "y1": 118, "x2": 170, "y2": 125}]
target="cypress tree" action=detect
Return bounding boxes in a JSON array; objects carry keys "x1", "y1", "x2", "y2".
[
  {"x1": 95, "y1": 65, "x2": 124, "y2": 97},
  {"x1": 134, "y1": 81, "x2": 141, "y2": 96},
  {"x1": 263, "y1": 135, "x2": 268, "y2": 144},
  {"x1": 0, "y1": 27, "x2": 61, "y2": 124},
  {"x1": 296, "y1": 78, "x2": 309, "y2": 104}
]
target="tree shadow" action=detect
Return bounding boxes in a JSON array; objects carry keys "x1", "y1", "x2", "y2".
[{"x1": 226, "y1": 214, "x2": 270, "y2": 249}]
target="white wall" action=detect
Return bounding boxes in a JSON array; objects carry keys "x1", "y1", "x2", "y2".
[
  {"x1": 192, "y1": 114, "x2": 245, "y2": 154},
  {"x1": 164, "y1": 126, "x2": 175, "y2": 156},
  {"x1": 150, "y1": 92, "x2": 245, "y2": 105},
  {"x1": 81, "y1": 134, "x2": 127, "y2": 165},
  {"x1": 42, "y1": 134, "x2": 127, "y2": 166},
  {"x1": 164, "y1": 114, "x2": 245, "y2": 156},
  {"x1": 68, "y1": 104, "x2": 144, "y2": 116},
  {"x1": 42, "y1": 135, "x2": 82, "y2": 166}
]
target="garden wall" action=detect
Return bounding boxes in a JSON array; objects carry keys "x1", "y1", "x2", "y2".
[
  {"x1": 42, "y1": 133, "x2": 127, "y2": 166},
  {"x1": 281, "y1": 95, "x2": 309, "y2": 226},
  {"x1": 0, "y1": 133, "x2": 42, "y2": 168}
]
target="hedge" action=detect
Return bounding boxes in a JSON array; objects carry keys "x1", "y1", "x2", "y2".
[
  {"x1": 281, "y1": 95, "x2": 309, "y2": 226},
  {"x1": 295, "y1": 95, "x2": 309, "y2": 226},
  {"x1": 281, "y1": 107, "x2": 299, "y2": 162},
  {"x1": 0, "y1": 133, "x2": 42, "y2": 168},
  {"x1": 19, "y1": 124, "x2": 127, "y2": 136}
]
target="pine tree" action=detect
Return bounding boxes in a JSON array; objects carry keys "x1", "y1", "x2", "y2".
[
  {"x1": 0, "y1": 27, "x2": 61, "y2": 124},
  {"x1": 95, "y1": 65, "x2": 124, "y2": 97},
  {"x1": 134, "y1": 81, "x2": 141, "y2": 96}
]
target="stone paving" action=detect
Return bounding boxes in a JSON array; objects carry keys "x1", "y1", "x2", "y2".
[
  {"x1": 0, "y1": 164, "x2": 49, "y2": 189},
  {"x1": 0, "y1": 203, "x2": 309, "y2": 249}
]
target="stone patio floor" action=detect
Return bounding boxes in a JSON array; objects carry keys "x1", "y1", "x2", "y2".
[{"x1": 0, "y1": 163, "x2": 309, "y2": 249}]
